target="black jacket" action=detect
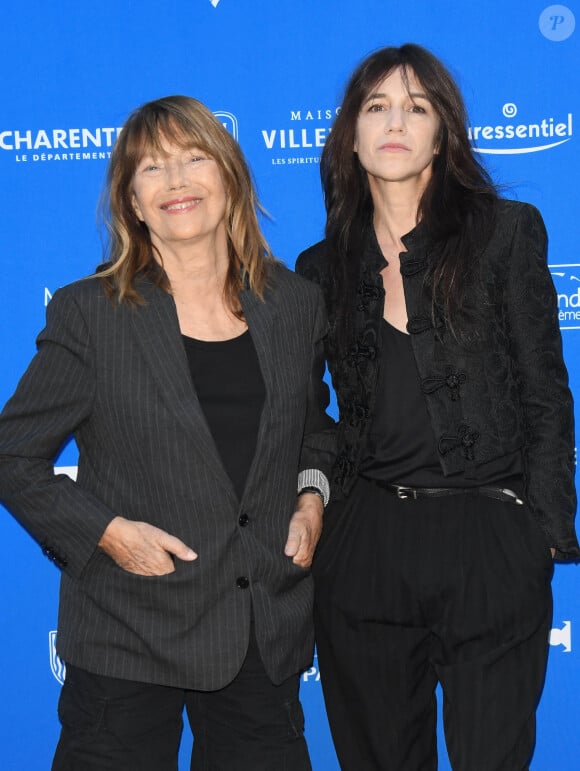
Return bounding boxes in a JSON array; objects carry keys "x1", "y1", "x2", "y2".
[{"x1": 297, "y1": 200, "x2": 579, "y2": 561}]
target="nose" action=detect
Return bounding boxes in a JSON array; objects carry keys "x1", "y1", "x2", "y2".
[
  {"x1": 165, "y1": 159, "x2": 187, "y2": 190},
  {"x1": 384, "y1": 106, "x2": 405, "y2": 133}
]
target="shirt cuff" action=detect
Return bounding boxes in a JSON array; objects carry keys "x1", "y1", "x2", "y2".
[{"x1": 297, "y1": 469, "x2": 330, "y2": 507}]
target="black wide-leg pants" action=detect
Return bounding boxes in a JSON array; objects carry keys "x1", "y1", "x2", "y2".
[{"x1": 313, "y1": 476, "x2": 554, "y2": 771}]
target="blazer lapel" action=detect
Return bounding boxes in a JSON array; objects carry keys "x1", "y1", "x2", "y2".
[
  {"x1": 239, "y1": 285, "x2": 279, "y2": 495},
  {"x1": 240, "y1": 288, "x2": 277, "y2": 399},
  {"x1": 128, "y1": 281, "x2": 235, "y2": 495}
]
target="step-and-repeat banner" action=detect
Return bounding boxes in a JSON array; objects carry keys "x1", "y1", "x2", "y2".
[{"x1": 1, "y1": 1, "x2": 578, "y2": 768}]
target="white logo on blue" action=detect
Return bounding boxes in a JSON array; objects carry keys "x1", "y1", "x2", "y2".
[
  {"x1": 302, "y1": 652, "x2": 321, "y2": 683},
  {"x1": 49, "y1": 631, "x2": 67, "y2": 685},
  {"x1": 550, "y1": 264, "x2": 580, "y2": 330},
  {"x1": 214, "y1": 111, "x2": 238, "y2": 140},
  {"x1": 549, "y1": 621, "x2": 572, "y2": 652},
  {"x1": 469, "y1": 105, "x2": 573, "y2": 155}
]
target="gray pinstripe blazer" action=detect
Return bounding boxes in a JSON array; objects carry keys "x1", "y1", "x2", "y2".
[{"x1": 0, "y1": 262, "x2": 335, "y2": 689}]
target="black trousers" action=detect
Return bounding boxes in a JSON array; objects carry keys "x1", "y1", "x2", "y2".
[
  {"x1": 313, "y1": 476, "x2": 554, "y2": 771},
  {"x1": 52, "y1": 628, "x2": 311, "y2": 771}
]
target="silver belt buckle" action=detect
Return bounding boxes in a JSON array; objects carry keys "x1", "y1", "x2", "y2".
[
  {"x1": 396, "y1": 486, "x2": 415, "y2": 500},
  {"x1": 501, "y1": 488, "x2": 524, "y2": 505}
]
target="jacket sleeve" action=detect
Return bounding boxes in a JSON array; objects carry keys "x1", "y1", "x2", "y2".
[
  {"x1": 0, "y1": 288, "x2": 118, "y2": 578},
  {"x1": 505, "y1": 204, "x2": 578, "y2": 560},
  {"x1": 298, "y1": 281, "x2": 337, "y2": 486}
]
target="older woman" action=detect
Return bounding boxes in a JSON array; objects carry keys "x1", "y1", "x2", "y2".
[
  {"x1": 0, "y1": 95, "x2": 335, "y2": 770},
  {"x1": 297, "y1": 45, "x2": 579, "y2": 770}
]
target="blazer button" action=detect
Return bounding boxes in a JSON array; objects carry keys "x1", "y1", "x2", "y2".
[
  {"x1": 238, "y1": 513, "x2": 249, "y2": 527},
  {"x1": 236, "y1": 576, "x2": 250, "y2": 589}
]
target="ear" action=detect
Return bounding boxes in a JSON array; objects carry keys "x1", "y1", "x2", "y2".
[{"x1": 433, "y1": 124, "x2": 443, "y2": 156}]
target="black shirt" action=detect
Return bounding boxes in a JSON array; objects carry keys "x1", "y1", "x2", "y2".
[{"x1": 182, "y1": 330, "x2": 265, "y2": 500}]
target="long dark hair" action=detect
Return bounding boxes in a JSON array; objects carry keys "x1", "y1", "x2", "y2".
[{"x1": 322, "y1": 44, "x2": 497, "y2": 347}]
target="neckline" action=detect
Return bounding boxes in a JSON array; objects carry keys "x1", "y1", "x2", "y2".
[
  {"x1": 182, "y1": 329, "x2": 249, "y2": 345},
  {"x1": 382, "y1": 317, "x2": 410, "y2": 337}
]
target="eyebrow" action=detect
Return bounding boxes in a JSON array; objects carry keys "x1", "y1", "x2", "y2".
[
  {"x1": 364, "y1": 90, "x2": 430, "y2": 103},
  {"x1": 138, "y1": 144, "x2": 202, "y2": 161}
]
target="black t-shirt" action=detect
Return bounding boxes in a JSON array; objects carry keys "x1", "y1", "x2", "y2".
[{"x1": 182, "y1": 330, "x2": 265, "y2": 500}]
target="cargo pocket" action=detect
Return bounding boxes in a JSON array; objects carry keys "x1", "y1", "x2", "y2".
[{"x1": 284, "y1": 697, "x2": 305, "y2": 739}]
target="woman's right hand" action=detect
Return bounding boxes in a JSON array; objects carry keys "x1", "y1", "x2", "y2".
[{"x1": 98, "y1": 516, "x2": 197, "y2": 575}]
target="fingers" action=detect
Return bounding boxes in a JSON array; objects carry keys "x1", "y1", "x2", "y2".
[
  {"x1": 286, "y1": 522, "x2": 314, "y2": 568},
  {"x1": 158, "y1": 531, "x2": 197, "y2": 562},
  {"x1": 284, "y1": 523, "x2": 302, "y2": 559},
  {"x1": 285, "y1": 502, "x2": 323, "y2": 568},
  {"x1": 98, "y1": 517, "x2": 197, "y2": 576}
]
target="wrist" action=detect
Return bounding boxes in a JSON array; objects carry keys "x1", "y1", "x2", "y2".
[
  {"x1": 298, "y1": 486, "x2": 325, "y2": 505},
  {"x1": 297, "y1": 469, "x2": 330, "y2": 506}
]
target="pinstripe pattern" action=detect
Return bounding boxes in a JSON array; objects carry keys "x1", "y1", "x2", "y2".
[{"x1": 0, "y1": 262, "x2": 335, "y2": 689}]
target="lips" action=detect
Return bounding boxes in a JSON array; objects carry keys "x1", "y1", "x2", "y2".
[
  {"x1": 160, "y1": 197, "x2": 201, "y2": 212},
  {"x1": 378, "y1": 142, "x2": 410, "y2": 151}
]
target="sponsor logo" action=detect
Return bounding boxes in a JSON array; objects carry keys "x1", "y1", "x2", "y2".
[
  {"x1": 49, "y1": 631, "x2": 66, "y2": 684},
  {"x1": 550, "y1": 263, "x2": 580, "y2": 329},
  {"x1": 302, "y1": 653, "x2": 321, "y2": 683},
  {"x1": 262, "y1": 107, "x2": 340, "y2": 167},
  {"x1": 4, "y1": 110, "x2": 237, "y2": 164},
  {"x1": 549, "y1": 620, "x2": 572, "y2": 652},
  {"x1": 55, "y1": 465, "x2": 78, "y2": 480},
  {"x1": 539, "y1": 5, "x2": 575, "y2": 41},
  {"x1": 214, "y1": 111, "x2": 238, "y2": 140},
  {"x1": 1, "y1": 126, "x2": 122, "y2": 164},
  {"x1": 469, "y1": 103, "x2": 573, "y2": 154}
]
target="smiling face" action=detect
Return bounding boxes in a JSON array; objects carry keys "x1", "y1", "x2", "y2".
[
  {"x1": 354, "y1": 66, "x2": 441, "y2": 193},
  {"x1": 131, "y1": 139, "x2": 228, "y2": 258}
]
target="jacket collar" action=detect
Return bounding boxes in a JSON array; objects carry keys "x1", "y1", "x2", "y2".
[{"x1": 359, "y1": 218, "x2": 430, "y2": 275}]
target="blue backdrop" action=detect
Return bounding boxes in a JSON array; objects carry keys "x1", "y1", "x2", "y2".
[{"x1": 1, "y1": 1, "x2": 578, "y2": 768}]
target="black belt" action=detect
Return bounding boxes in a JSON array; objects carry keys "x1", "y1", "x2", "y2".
[{"x1": 367, "y1": 480, "x2": 524, "y2": 505}]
